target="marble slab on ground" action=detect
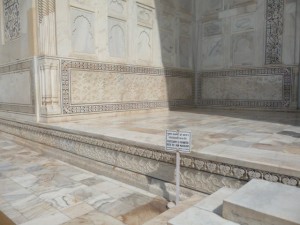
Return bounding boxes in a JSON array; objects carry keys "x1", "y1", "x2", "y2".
[
  {"x1": 168, "y1": 207, "x2": 239, "y2": 225},
  {"x1": 194, "y1": 187, "x2": 236, "y2": 215},
  {"x1": 0, "y1": 132, "x2": 168, "y2": 225},
  {"x1": 223, "y1": 179, "x2": 300, "y2": 225}
]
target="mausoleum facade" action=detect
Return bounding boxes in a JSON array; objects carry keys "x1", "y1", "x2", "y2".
[{"x1": 0, "y1": 0, "x2": 299, "y2": 123}]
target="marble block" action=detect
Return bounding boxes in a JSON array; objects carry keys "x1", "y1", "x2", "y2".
[
  {"x1": 194, "y1": 187, "x2": 236, "y2": 215},
  {"x1": 223, "y1": 179, "x2": 300, "y2": 225},
  {"x1": 168, "y1": 207, "x2": 239, "y2": 225}
]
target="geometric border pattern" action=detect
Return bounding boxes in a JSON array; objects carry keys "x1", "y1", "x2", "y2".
[
  {"x1": 197, "y1": 67, "x2": 292, "y2": 109},
  {"x1": 61, "y1": 60, "x2": 194, "y2": 114},
  {"x1": 0, "y1": 118, "x2": 298, "y2": 193}
]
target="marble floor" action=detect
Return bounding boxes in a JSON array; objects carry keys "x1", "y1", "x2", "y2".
[
  {"x1": 48, "y1": 109, "x2": 300, "y2": 175},
  {"x1": 49, "y1": 109, "x2": 300, "y2": 154},
  {"x1": 0, "y1": 133, "x2": 168, "y2": 225}
]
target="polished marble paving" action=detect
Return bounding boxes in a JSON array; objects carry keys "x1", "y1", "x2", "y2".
[
  {"x1": 48, "y1": 109, "x2": 300, "y2": 155},
  {"x1": 0, "y1": 133, "x2": 168, "y2": 225},
  {"x1": 48, "y1": 109, "x2": 300, "y2": 174}
]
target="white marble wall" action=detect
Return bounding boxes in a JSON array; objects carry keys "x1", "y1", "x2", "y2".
[
  {"x1": 0, "y1": 71, "x2": 32, "y2": 104},
  {"x1": 196, "y1": 0, "x2": 299, "y2": 109},
  {"x1": 55, "y1": 0, "x2": 194, "y2": 69}
]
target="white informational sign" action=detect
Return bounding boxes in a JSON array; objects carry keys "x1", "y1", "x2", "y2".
[
  {"x1": 165, "y1": 130, "x2": 192, "y2": 206},
  {"x1": 166, "y1": 130, "x2": 192, "y2": 153}
]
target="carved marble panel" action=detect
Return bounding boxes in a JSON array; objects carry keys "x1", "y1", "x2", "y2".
[
  {"x1": 157, "y1": 12, "x2": 174, "y2": 32},
  {"x1": 0, "y1": 71, "x2": 31, "y2": 104},
  {"x1": 201, "y1": 75, "x2": 283, "y2": 101},
  {"x1": 161, "y1": 30, "x2": 175, "y2": 66},
  {"x1": 3, "y1": 0, "x2": 20, "y2": 41},
  {"x1": 70, "y1": 7, "x2": 95, "y2": 54},
  {"x1": 70, "y1": 70, "x2": 192, "y2": 104},
  {"x1": 179, "y1": 36, "x2": 191, "y2": 68},
  {"x1": 203, "y1": 19, "x2": 222, "y2": 37},
  {"x1": 228, "y1": 0, "x2": 255, "y2": 9},
  {"x1": 202, "y1": 0, "x2": 223, "y2": 15},
  {"x1": 202, "y1": 36, "x2": 224, "y2": 69},
  {"x1": 160, "y1": 0, "x2": 175, "y2": 11},
  {"x1": 137, "y1": 26, "x2": 152, "y2": 62},
  {"x1": 108, "y1": 18, "x2": 126, "y2": 58},
  {"x1": 108, "y1": 0, "x2": 127, "y2": 18},
  {"x1": 137, "y1": 4, "x2": 153, "y2": 28},
  {"x1": 232, "y1": 32, "x2": 254, "y2": 66},
  {"x1": 179, "y1": 0, "x2": 192, "y2": 14},
  {"x1": 231, "y1": 13, "x2": 255, "y2": 33},
  {"x1": 180, "y1": 20, "x2": 192, "y2": 37}
]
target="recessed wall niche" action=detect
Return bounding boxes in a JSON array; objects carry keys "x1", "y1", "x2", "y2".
[
  {"x1": 108, "y1": 17, "x2": 126, "y2": 58},
  {"x1": 108, "y1": 0, "x2": 127, "y2": 58},
  {"x1": 70, "y1": 7, "x2": 95, "y2": 54},
  {"x1": 136, "y1": 3, "x2": 153, "y2": 63}
]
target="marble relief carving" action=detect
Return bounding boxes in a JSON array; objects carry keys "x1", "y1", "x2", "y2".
[
  {"x1": 179, "y1": 37, "x2": 191, "y2": 68},
  {"x1": 265, "y1": 0, "x2": 284, "y2": 64},
  {"x1": 108, "y1": 18, "x2": 126, "y2": 58},
  {"x1": 232, "y1": 32, "x2": 254, "y2": 66},
  {"x1": 202, "y1": 37, "x2": 224, "y2": 69},
  {"x1": 202, "y1": 0, "x2": 223, "y2": 15},
  {"x1": 3, "y1": 0, "x2": 20, "y2": 41},
  {"x1": 231, "y1": 13, "x2": 254, "y2": 33},
  {"x1": 180, "y1": 20, "x2": 192, "y2": 37},
  {"x1": 0, "y1": 118, "x2": 299, "y2": 193},
  {"x1": 108, "y1": 0, "x2": 126, "y2": 17},
  {"x1": 228, "y1": 0, "x2": 255, "y2": 9},
  {"x1": 158, "y1": 13, "x2": 174, "y2": 31},
  {"x1": 161, "y1": 30, "x2": 175, "y2": 65},
  {"x1": 61, "y1": 60, "x2": 194, "y2": 114},
  {"x1": 137, "y1": 5, "x2": 153, "y2": 27},
  {"x1": 203, "y1": 20, "x2": 223, "y2": 37},
  {"x1": 179, "y1": 0, "x2": 192, "y2": 14},
  {"x1": 198, "y1": 67, "x2": 292, "y2": 108},
  {"x1": 71, "y1": 7, "x2": 95, "y2": 54},
  {"x1": 137, "y1": 26, "x2": 152, "y2": 62}
]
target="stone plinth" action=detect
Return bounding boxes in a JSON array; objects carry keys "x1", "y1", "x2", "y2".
[{"x1": 223, "y1": 179, "x2": 300, "y2": 225}]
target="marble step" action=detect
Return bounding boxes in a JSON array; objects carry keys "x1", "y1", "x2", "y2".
[
  {"x1": 167, "y1": 187, "x2": 239, "y2": 225},
  {"x1": 167, "y1": 207, "x2": 239, "y2": 225},
  {"x1": 144, "y1": 194, "x2": 207, "y2": 225},
  {"x1": 223, "y1": 179, "x2": 300, "y2": 225},
  {"x1": 194, "y1": 187, "x2": 236, "y2": 215}
]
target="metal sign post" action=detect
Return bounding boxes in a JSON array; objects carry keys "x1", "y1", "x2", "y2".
[
  {"x1": 175, "y1": 150, "x2": 180, "y2": 205},
  {"x1": 166, "y1": 130, "x2": 192, "y2": 206}
]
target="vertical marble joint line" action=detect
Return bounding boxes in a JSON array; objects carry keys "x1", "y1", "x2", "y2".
[{"x1": 265, "y1": 0, "x2": 284, "y2": 65}]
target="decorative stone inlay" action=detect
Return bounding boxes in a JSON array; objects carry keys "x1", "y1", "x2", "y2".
[
  {"x1": 38, "y1": 0, "x2": 55, "y2": 23},
  {"x1": 3, "y1": 0, "x2": 20, "y2": 41},
  {"x1": 0, "y1": 118, "x2": 299, "y2": 190},
  {"x1": 198, "y1": 67, "x2": 293, "y2": 108},
  {"x1": 61, "y1": 60, "x2": 194, "y2": 114},
  {"x1": 265, "y1": 0, "x2": 284, "y2": 64}
]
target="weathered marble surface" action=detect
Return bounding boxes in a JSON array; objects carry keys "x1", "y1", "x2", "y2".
[
  {"x1": 202, "y1": 75, "x2": 283, "y2": 100},
  {"x1": 0, "y1": 132, "x2": 168, "y2": 225},
  {"x1": 223, "y1": 179, "x2": 300, "y2": 225},
  {"x1": 0, "y1": 71, "x2": 31, "y2": 104},
  {"x1": 70, "y1": 70, "x2": 193, "y2": 104}
]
